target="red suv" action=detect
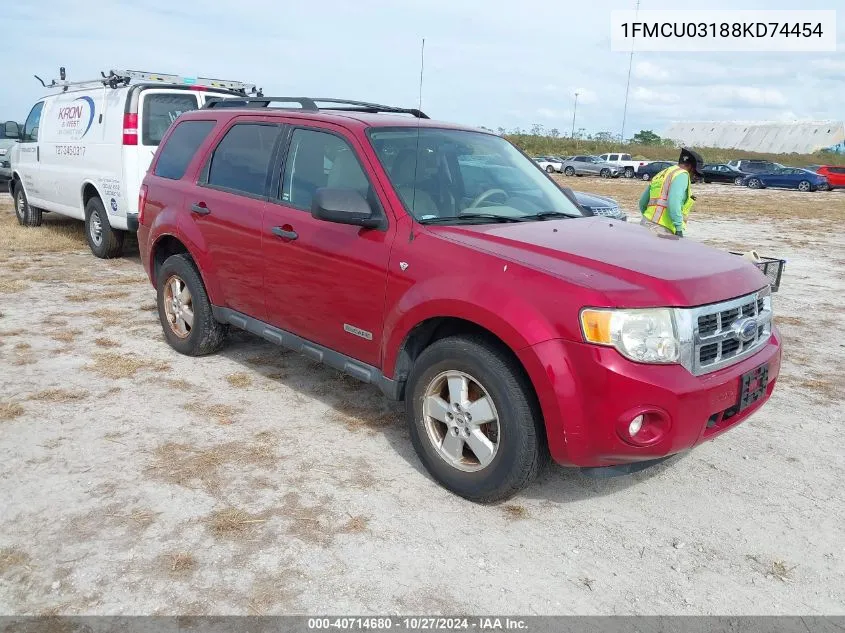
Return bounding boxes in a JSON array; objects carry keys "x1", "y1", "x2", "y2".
[
  {"x1": 816, "y1": 165, "x2": 845, "y2": 189},
  {"x1": 138, "y1": 97, "x2": 782, "y2": 502}
]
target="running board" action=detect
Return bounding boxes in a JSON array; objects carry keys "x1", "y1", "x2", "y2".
[{"x1": 211, "y1": 306, "x2": 401, "y2": 400}]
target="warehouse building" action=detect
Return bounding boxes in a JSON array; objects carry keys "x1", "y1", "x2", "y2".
[{"x1": 664, "y1": 121, "x2": 845, "y2": 154}]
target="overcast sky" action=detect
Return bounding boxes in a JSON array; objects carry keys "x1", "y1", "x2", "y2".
[{"x1": 2, "y1": 0, "x2": 842, "y2": 137}]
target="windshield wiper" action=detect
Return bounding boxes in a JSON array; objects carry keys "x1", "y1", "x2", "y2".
[
  {"x1": 518, "y1": 211, "x2": 580, "y2": 221},
  {"x1": 418, "y1": 213, "x2": 526, "y2": 225}
]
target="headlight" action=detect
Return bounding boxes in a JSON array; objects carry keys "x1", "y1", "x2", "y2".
[
  {"x1": 580, "y1": 308, "x2": 680, "y2": 364},
  {"x1": 0, "y1": 149, "x2": 7, "y2": 156}
]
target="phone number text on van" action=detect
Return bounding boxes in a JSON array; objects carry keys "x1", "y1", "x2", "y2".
[{"x1": 55, "y1": 145, "x2": 86, "y2": 157}]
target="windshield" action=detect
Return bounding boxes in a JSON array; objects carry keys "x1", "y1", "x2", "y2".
[{"x1": 368, "y1": 128, "x2": 584, "y2": 222}]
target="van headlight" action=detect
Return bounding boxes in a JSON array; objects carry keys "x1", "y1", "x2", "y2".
[{"x1": 580, "y1": 308, "x2": 681, "y2": 364}]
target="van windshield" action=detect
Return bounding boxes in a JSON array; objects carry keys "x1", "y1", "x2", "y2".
[{"x1": 368, "y1": 128, "x2": 584, "y2": 223}]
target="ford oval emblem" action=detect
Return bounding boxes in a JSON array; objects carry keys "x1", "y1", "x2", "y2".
[{"x1": 732, "y1": 317, "x2": 758, "y2": 343}]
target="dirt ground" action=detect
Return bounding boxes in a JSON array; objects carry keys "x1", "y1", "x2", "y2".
[{"x1": 0, "y1": 180, "x2": 843, "y2": 616}]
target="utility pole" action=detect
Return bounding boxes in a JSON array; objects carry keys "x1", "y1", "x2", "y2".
[
  {"x1": 571, "y1": 91, "x2": 579, "y2": 139},
  {"x1": 620, "y1": 0, "x2": 641, "y2": 143}
]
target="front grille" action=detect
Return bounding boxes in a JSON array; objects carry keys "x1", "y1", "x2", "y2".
[
  {"x1": 691, "y1": 288, "x2": 772, "y2": 375},
  {"x1": 590, "y1": 206, "x2": 619, "y2": 217}
]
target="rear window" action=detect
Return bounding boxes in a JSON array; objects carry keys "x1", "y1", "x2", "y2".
[
  {"x1": 206, "y1": 123, "x2": 283, "y2": 197},
  {"x1": 142, "y1": 93, "x2": 200, "y2": 146},
  {"x1": 153, "y1": 120, "x2": 215, "y2": 180},
  {"x1": 830, "y1": 167, "x2": 845, "y2": 174},
  {"x1": 621, "y1": 154, "x2": 632, "y2": 161}
]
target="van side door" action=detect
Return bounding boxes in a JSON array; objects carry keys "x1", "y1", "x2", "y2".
[{"x1": 15, "y1": 101, "x2": 45, "y2": 205}]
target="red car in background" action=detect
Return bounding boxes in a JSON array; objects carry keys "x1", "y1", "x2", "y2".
[{"x1": 816, "y1": 165, "x2": 845, "y2": 189}]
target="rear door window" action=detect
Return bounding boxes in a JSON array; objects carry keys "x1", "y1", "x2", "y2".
[
  {"x1": 142, "y1": 93, "x2": 200, "y2": 146},
  {"x1": 622, "y1": 154, "x2": 632, "y2": 161},
  {"x1": 153, "y1": 120, "x2": 216, "y2": 180},
  {"x1": 205, "y1": 123, "x2": 283, "y2": 197}
]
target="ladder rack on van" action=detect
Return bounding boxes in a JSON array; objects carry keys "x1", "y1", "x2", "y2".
[{"x1": 34, "y1": 67, "x2": 262, "y2": 96}]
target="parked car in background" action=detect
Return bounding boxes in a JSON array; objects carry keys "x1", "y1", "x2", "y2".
[
  {"x1": 701, "y1": 163, "x2": 749, "y2": 186},
  {"x1": 572, "y1": 190, "x2": 627, "y2": 222},
  {"x1": 802, "y1": 165, "x2": 823, "y2": 173},
  {"x1": 816, "y1": 165, "x2": 845, "y2": 189},
  {"x1": 561, "y1": 155, "x2": 620, "y2": 178},
  {"x1": 138, "y1": 97, "x2": 781, "y2": 502},
  {"x1": 742, "y1": 167, "x2": 829, "y2": 192},
  {"x1": 596, "y1": 152, "x2": 650, "y2": 178},
  {"x1": 727, "y1": 159, "x2": 782, "y2": 174},
  {"x1": 9, "y1": 68, "x2": 255, "y2": 256},
  {"x1": 534, "y1": 156, "x2": 563, "y2": 173},
  {"x1": 636, "y1": 160, "x2": 674, "y2": 181},
  {"x1": 0, "y1": 120, "x2": 22, "y2": 183}
]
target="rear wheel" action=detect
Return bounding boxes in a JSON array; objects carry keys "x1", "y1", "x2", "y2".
[
  {"x1": 624, "y1": 167, "x2": 635, "y2": 178},
  {"x1": 13, "y1": 183, "x2": 42, "y2": 227},
  {"x1": 85, "y1": 197, "x2": 125, "y2": 258},
  {"x1": 405, "y1": 335, "x2": 547, "y2": 503},
  {"x1": 642, "y1": 172, "x2": 651, "y2": 181},
  {"x1": 747, "y1": 178, "x2": 762, "y2": 189},
  {"x1": 156, "y1": 253, "x2": 226, "y2": 356},
  {"x1": 564, "y1": 166, "x2": 575, "y2": 176},
  {"x1": 600, "y1": 168, "x2": 611, "y2": 178},
  {"x1": 797, "y1": 180, "x2": 811, "y2": 192},
  {"x1": 734, "y1": 176, "x2": 744, "y2": 186},
  {"x1": 545, "y1": 165, "x2": 555, "y2": 174}
]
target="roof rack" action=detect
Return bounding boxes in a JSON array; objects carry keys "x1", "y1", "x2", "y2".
[
  {"x1": 203, "y1": 96, "x2": 429, "y2": 119},
  {"x1": 34, "y1": 67, "x2": 262, "y2": 96}
]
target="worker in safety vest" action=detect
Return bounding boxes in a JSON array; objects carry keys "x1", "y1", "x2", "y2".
[{"x1": 639, "y1": 148, "x2": 704, "y2": 237}]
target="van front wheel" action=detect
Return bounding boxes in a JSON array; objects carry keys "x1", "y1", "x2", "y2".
[{"x1": 85, "y1": 197, "x2": 124, "y2": 258}]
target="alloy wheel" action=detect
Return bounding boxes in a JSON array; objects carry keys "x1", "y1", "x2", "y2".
[{"x1": 162, "y1": 275, "x2": 195, "y2": 339}]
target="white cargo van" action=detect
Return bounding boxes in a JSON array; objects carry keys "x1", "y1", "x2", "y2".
[{"x1": 10, "y1": 69, "x2": 259, "y2": 257}]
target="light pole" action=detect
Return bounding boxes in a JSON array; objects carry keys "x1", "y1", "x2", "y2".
[{"x1": 571, "y1": 91, "x2": 579, "y2": 139}]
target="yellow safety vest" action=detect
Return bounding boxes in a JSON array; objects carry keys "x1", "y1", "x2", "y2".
[{"x1": 643, "y1": 166, "x2": 694, "y2": 234}]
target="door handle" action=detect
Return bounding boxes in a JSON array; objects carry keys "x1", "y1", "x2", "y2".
[
  {"x1": 190, "y1": 202, "x2": 210, "y2": 215},
  {"x1": 36, "y1": 146, "x2": 40, "y2": 162},
  {"x1": 271, "y1": 226, "x2": 298, "y2": 240}
]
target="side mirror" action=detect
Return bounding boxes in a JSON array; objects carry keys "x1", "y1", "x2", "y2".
[
  {"x1": 311, "y1": 188, "x2": 382, "y2": 229},
  {"x1": 4, "y1": 121, "x2": 20, "y2": 140}
]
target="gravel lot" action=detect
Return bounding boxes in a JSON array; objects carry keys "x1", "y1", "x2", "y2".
[{"x1": 1, "y1": 182, "x2": 843, "y2": 615}]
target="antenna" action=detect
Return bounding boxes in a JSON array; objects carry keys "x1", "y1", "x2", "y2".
[
  {"x1": 620, "y1": 0, "x2": 641, "y2": 144},
  {"x1": 410, "y1": 37, "x2": 425, "y2": 220}
]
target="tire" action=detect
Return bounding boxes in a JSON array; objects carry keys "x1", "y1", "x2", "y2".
[
  {"x1": 642, "y1": 172, "x2": 651, "y2": 181},
  {"x1": 747, "y1": 178, "x2": 761, "y2": 189},
  {"x1": 156, "y1": 253, "x2": 226, "y2": 356},
  {"x1": 734, "y1": 176, "x2": 744, "y2": 186},
  {"x1": 545, "y1": 165, "x2": 555, "y2": 174},
  {"x1": 624, "y1": 167, "x2": 635, "y2": 179},
  {"x1": 797, "y1": 180, "x2": 811, "y2": 192},
  {"x1": 600, "y1": 168, "x2": 611, "y2": 178},
  {"x1": 564, "y1": 166, "x2": 575, "y2": 176},
  {"x1": 13, "y1": 183, "x2": 43, "y2": 227},
  {"x1": 405, "y1": 335, "x2": 548, "y2": 503},
  {"x1": 85, "y1": 197, "x2": 125, "y2": 258}
]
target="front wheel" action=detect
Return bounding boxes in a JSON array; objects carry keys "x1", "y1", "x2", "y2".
[
  {"x1": 85, "y1": 197, "x2": 125, "y2": 258},
  {"x1": 13, "y1": 183, "x2": 42, "y2": 227},
  {"x1": 642, "y1": 172, "x2": 651, "y2": 181},
  {"x1": 405, "y1": 335, "x2": 547, "y2": 503},
  {"x1": 545, "y1": 165, "x2": 555, "y2": 174},
  {"x1": 600, "y1": 168, "x2": 611, "y2": 178},
  {"x1": 156, "y1": 253, "x2": 226, "y2": 356},
  {"x1": 564, "y1": 166, "x2": 575, "y2": 176}
]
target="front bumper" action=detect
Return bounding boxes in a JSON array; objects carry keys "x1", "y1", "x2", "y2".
[{"x1": 518, "y1": 329, "x2": 782, "y2": 468}]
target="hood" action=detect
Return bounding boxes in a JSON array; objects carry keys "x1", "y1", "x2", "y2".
[
  {"x1": 429, "y1": 217, "x2": 768, "y2": 308},
  {"x1": 572, "y1": 191, "x2": 617, "y2": 208}
]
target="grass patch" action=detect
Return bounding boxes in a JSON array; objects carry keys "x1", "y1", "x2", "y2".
[
  {"x1": 329, "y1": 406, "x2": 399, "y2": 433},
  {"x1": 94, "y1": 337, "x2": 120, "y2": 348},
  {"x1": 183, "y1": 401, "x2": 241, "y2": 424},
  {"x1": 0, "y1": 279, "x2": 28, "y2": 293},
  {"x1": 14, "y1": 342, "x2": 31, "y2": 350},
  {"x1": 27, "y1": 388, "x2": 88, "y2": 403},
  {"x1": 0, "y1": 548, "x2": 30, "y2": 573},
  {"x1": 167, "y1": 552, "x2": 197, "y2": 574},
  {"x1": 0, "y1": 207, "x2": 86, "y2": 254},
  {"x1": 90, "y1": 308, "x2": 129, "y2": 326},
  {"x1": 50, "y1": 329, "x2": 82, "y2": 344},
  {"x1": 501, "y1": 504, "x2": 528, "y2": 520},
  {"x1": 0, "y1": 401, "x2": 25, "y2": 421},
  {"x1": 340, "y1": 515, "x2": 368, "y2": 534},
  {"x1": 206, "y1": 508, "x2": 267, "y2": 537},
  {"x1": 776, "y1": 316, "x2": 804, "y2": 327},
  {"x1": 226, "y1": 372, "x2": 253, "y2": 388},
  {"x1": 245, "y1": 353, "x2": 290, "y2": 369},
  {"x1": 86, "y1": 352, "x2": 170, "y2": 379}
]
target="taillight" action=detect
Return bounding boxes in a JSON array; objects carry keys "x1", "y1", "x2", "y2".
[
  {"x1": 123, "y1": 113, "x2": 138, "y2": 145},
  {"x1": 138, "y1": 184, "x2": 148, "y2": 225},
  {"x1": 189, "y1": 85, "x2": 207, "y2": 91}
]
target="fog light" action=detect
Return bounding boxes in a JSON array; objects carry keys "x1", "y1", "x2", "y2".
[{"x1": 628, "y1": 415, "x2": 644, "y2": 437}]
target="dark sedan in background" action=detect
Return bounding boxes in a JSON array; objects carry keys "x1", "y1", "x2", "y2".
[
  {"x1": 572, "y1": 190, "x2": 628, "y2": 222},
  {"x1": 701, "y1": 163, "x2": 749, "y2": 185},
  {"x1": 637, "y1": 160, "x2": 674, "y2": 180},
  {"x1": 742, "y1": 167, "x2": 829, "y2": 192}
]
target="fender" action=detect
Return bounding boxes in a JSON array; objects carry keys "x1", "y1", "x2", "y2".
[
  {"x1": 79, "y1": 179, "x2": 104, "y2": 210},
  {"x1": 381, "y1": 275, "x2": 560, "y2": 380},
  {"x1": 147, "y1": 206, "x2": 224, "y2": 305}
]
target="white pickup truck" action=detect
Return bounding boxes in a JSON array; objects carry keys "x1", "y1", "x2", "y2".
[{"x1": 597, "y1": 153, "x2": 651, "y2": 179}]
